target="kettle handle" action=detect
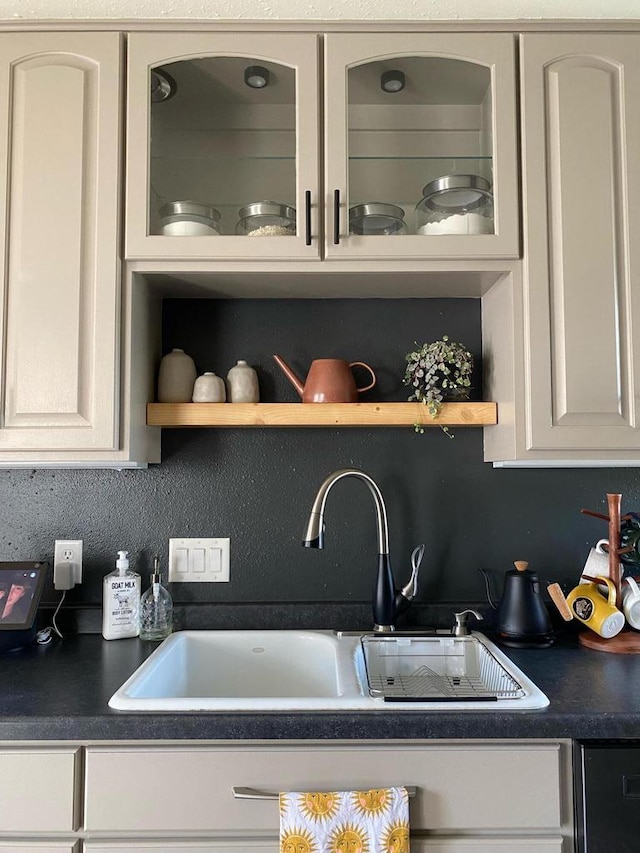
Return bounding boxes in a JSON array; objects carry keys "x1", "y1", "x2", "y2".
[
  {"x1": 477, "y1": 567, "x2": 498, "y2": 610},
  {"x1": 349, "y1": 361, "x2": 376, "y2": 393}
]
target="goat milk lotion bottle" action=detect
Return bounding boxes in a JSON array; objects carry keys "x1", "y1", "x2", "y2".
[{"x1": 102, "y1": 550, "x2": 141, "y2": 640}]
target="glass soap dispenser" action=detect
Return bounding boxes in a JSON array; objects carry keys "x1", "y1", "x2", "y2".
[{"x1": 140, "y1": 557, "x2": 173, "y2": 641}]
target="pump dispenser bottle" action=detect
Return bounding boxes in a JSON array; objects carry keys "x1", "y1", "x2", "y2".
[
  {"x1": 140, "y1": 557, "x2": 173, "y2": 641},
  {"x1": 102, "y1": 550, "x2": 141, "y2": 640}
]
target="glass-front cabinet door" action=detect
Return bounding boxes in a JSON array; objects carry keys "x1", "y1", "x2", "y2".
[
  {"x1": 324, "y1": 33, "x2": 519, "y2": 259},
  {"x1": 126, "y1": 33, "x2": 320, "y2": 259}
]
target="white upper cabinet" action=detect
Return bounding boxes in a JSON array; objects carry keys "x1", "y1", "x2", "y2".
[
  {"x1": 126, "y1": 33, "x2": 321, "y2": 260},
  {"x1": 126, "y1": 31, "x2": 519, "y2": 263},
  {"x1": 324, "y1": 33, "x2": 519, "y2": 260},
  {"x1": 0, "y1": 32, "x2": 122, "y2": 457}
]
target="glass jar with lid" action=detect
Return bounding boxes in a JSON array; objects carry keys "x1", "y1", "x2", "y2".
[
  {"x1": 349, "y1": 202, "x2": 407, "y2": 236},
  {"x1": 159, "y1": 201, "x2": 222, "y2": 236},
  {"x1": 416, "y1": 175, "x2": 494, "y2": 235},
  {"x1": 236, "y1": 201, "x2": 296, "y2": 236}
]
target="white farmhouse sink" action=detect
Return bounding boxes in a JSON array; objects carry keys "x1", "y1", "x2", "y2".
[
  {"x1": 108, "y1": 629, "x2": 549, "y2": 712},
  {"x1": 109, "y1": 630, "x2": 360, "y2": 711}
]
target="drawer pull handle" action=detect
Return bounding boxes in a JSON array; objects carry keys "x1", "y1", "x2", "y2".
[{"x1": 232, "y1": 785, "x2": 417, "y2": 800}]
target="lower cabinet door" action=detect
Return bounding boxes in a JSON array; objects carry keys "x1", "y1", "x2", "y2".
[
  {"x1": 84, "y1": 839, "x2": 563, "y2": 853},
  {"x1": 84, "y1": 846, "x2": 274, "y2": 853},
  {"x1": 412, "y1": 841, "x2": 563, "y2": 853},
  {"x1": 0, "y1": 748, "x2": 80, "y2": 833},
  {"x1": 84, "y1": 744, "x2": 562, "y2": 834}
]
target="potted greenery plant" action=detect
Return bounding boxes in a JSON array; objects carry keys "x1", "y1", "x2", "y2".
[{"x1": 403, "y1": 335, "x2": 474, "y2": 435}]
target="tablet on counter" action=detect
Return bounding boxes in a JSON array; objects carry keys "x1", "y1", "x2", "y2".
[{"x1": 0, "y1": 562, "x2": 47, "y2": 630}]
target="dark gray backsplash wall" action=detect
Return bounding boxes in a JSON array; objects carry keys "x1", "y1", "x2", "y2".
[{"x1": 1, "y1": 297, "x2": 640, "y2": 610}]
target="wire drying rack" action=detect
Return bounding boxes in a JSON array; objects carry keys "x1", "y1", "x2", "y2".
[{"x1": 361, "y1": 635, "x2": 525, "y2": 703}]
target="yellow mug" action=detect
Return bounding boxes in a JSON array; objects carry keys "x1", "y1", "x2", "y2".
[{"x1": 566, "y1": 577, "x2": 625, "y2": 639}]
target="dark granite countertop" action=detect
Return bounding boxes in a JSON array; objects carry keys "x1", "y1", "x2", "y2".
[{"x1": 1, "y1": 630, "x2": 640, "y2": 741}]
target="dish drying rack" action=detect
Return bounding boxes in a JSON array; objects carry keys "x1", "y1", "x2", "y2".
[{"x1": 360, "y1": 635, "x2": 525, "y2": 703}]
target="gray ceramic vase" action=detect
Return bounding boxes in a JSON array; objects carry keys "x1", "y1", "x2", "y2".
[
  {"x1": 192, "y1": 372, "x2": 226, "y2": 402},
  {"x1": 227, "y1": 360, "x2": 259, "y2": 403}
]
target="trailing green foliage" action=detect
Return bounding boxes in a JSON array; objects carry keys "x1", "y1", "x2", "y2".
[{"x1": 403, "y1": 335, "x2": 474, "y2": 437}]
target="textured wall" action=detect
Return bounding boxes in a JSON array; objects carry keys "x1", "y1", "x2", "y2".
[
  {"x1": 1, "y1": 0, "x2": 638, "y2": 20},
  {"x1": 1, "y1": 297, "x2": 639, "y2": 615}
]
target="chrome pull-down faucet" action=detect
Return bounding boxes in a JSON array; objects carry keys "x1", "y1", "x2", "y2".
[{"x1": 302, "y1": 468, "x2": 422, "y2": 632}]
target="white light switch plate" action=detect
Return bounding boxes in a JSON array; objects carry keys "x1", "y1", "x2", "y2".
[{"x1": 168, "y1": 537, "x2": 230, "y2": 582}]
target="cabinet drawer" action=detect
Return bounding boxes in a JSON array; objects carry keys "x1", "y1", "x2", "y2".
[
  {"x1": 0, "y1": 846, "x2": 80, "y2": 853},
  {"x1": 84, "y1": 744, "x2": 561, "y2": 833},
  {"x1": 412, "y1": 842, "x2": 562, "y2": 853},
  {"x1": 85, "y1": 845, "x2": 273, "y2": 853},
  {"x1": 0, "y1": 748, "x2": 80, "y2": 832},
  {"x1": 85, "y1": 841, "x2": 562, "y2": 853}
]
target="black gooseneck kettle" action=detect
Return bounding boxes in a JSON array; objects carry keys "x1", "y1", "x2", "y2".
[{"x1": 481, "y1": 560, "x2": 554, "y2": 648}]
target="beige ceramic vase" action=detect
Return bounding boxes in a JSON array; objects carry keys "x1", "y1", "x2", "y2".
[
  {"x1": 157, "y1": 348, "x2": 197, "y2": 402},
  {"x1": 192, "y1": 372, "x2": 226, "y2": 402},
  {"x1": 227, "y1": 360, "x2": 260, "y2": 403}
]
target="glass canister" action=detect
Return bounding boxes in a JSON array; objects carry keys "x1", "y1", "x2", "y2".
[
  {"x1": 415, "y1": 175, "x2": 494, "y2": 235},
  {"x1": 159, "y1": 201, "x2": 222, "y2": 236},
  {"x1": 236, "y1": 201, "x2": 296, "y2": 236},
  {"x1": 349, "y1": 202, "x2": 407, "y2": 236}
]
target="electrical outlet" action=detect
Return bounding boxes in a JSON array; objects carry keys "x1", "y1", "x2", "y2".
[
  {"x1": 168, "y1": 537, "x2": 230, "y2": 582},
  {"x1": 53, "y1": 539, "x2": 83, "y2": 590}
]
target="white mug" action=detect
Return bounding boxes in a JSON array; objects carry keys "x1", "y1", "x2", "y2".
[
  {"x1": 623, "y1": 577, "x2": 640, "y2": 630},
  {"x1": 580, "y1": 539, "x2": 613, "y2": 583}
]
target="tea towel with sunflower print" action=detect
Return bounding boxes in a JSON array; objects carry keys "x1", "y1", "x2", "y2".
[{"x1": 280, "y1": 787, "x2": 409, "y2": 853}]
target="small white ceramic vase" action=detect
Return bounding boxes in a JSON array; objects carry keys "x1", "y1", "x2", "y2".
[
  {"x1": 192, "y1": 372, "x2": 226, "y2": 402},
  {"x1": 157, "y1": 348, "x2": 197, "y2": 402},
  {"x1": 227, "y1": 359, "x2": 259, "y2": 403}
]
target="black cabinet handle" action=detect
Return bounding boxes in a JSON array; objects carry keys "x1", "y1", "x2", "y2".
[
  {"x1": 333, "y1": 189, "x2": 341, "y2": 245},
  {"x1": 305, "y1": 190, "x2": 312, "y2": 246}
]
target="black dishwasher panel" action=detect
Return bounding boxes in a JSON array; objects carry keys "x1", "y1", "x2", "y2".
[{"x1": 575, "y1": 741, "x2": 640, "y2": 852}]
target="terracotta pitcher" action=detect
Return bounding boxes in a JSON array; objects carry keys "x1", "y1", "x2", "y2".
[{"x1": 273, "y1": 354, "x2": 376, "y2": 403}]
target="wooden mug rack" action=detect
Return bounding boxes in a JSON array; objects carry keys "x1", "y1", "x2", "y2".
[{"x1": 578, "y1": 494, "x2": 640, "y2": 654}]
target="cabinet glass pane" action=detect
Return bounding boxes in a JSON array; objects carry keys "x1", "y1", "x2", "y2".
[
  {"x1": 347, "y1": 57, "x2": 494, "y2": 236},
  {"x1": 149, "y1": 57, "x2": 297, "y2": 237}
]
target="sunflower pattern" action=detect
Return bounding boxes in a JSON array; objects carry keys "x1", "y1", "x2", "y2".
[{"x1": 280, "y1": 787, "x2": 409, "y2": 853}]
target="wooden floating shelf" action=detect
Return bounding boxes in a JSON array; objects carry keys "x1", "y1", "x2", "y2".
[{"x1": 146, "y1": 402, "x2": 497, "y2": 428}]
